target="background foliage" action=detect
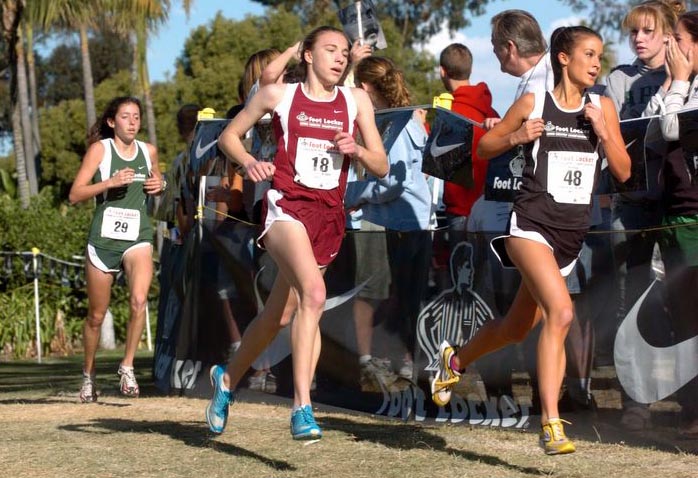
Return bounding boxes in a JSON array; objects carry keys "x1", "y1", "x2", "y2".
[
  {"x1": 0, "y1": 190, "x2": 90, "y2": 358},
  {"x1": 0, "y1": 190, "x2": 145, "y2": 359}
]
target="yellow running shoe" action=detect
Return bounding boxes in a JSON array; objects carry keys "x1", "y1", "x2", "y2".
[
  {"x1": 539, "y1": 418, "x2": 576, "y2": 455},
  {"x1": 430, "y1": 340, "x2": 461, "y2": 406}
]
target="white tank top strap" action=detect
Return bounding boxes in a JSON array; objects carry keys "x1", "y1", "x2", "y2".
[
  {"x1": 587, "y1": 92, "x2": 602, "y2": 108},
  {"x1": 136, "y1": 140, "x2": 152, "y2": 173},
  {"x1": 276, "y1": 83, "x2": 300, "y2": 116},
  {"x1": 530, "y1": 89, "x2": 546, "y2": 119},
  {"x1": 337, "y1": 86, "x2": 358, "y2": 135},
  {"x1": 98, "y1": 139, "x2": 114, "y2": 200}
]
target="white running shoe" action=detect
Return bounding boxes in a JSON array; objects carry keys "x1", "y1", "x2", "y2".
[
  {"x1": 118, "y1": 365, "x2": 140, "y2": 398},
  {"x1": 79, "y1": 370, "x2": 97, "y2": 403}
]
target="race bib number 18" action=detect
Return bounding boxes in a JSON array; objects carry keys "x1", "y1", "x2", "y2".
[
  {"x1": 101, "y1": 207, "x2": 140, "y2": 241},
  {"x1": 294, "y1": 136, "x2": 343, "y2": 190},
  {"x1": 547, "y1": 150, "x2": 597, "y2": 205}
]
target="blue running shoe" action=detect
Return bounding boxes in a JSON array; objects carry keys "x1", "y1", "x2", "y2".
[
  {"x1": 205, "y1": 364, "x2": 233, "y2": 434},
  {"x1": 290, "y1": 405, "x2": 322, "y2": 440}
]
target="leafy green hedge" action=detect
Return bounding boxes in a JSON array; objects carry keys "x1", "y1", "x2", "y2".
[{"x1": 0, "y1": 190, "x2": 155, "y2": 359}]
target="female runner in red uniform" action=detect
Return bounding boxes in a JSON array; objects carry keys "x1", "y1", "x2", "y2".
[{"x1": 205, "y1": 26, "x2": 388, "y2": 440}]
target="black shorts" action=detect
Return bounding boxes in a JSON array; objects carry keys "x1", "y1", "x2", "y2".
[{"x1": 490, "y1": 211, "x2": 586, "y2": 277}]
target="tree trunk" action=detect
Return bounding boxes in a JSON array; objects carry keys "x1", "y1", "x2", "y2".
[
  {"x1": 79, "y1": 23, "x2": 96, "y2": 130},
  {"x1": 136, "y1": 26, "x2": 157, "y2": 147},
  {"x1": 11, "y1": 102, "x2": 30, "y2": 208},
  {"x1": 143, "y1": 63, "x2": 163, "y2": 253},
  {"x1": 142, "y1": 62, "x2": 157, "y2": 147},
  {"x1": 15, "y1": 25, "x2": 38, "y2": 196},
  {"x1": 25, "y1": 23, "x2": 41, "y2": 152},
  {"x1": 136, "y1": 27, "x2": 161, "y2": 252},
  {"x1": 131, "y1": 31, "x2": 138, "y2": 86},
  {"x1": 2, "y1": 0, "x2": 29, "y2": 207}
]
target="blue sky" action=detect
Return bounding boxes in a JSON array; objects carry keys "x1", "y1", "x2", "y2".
[{"x1": 149, "y1": 0, "x2": 635, "y2": 115}]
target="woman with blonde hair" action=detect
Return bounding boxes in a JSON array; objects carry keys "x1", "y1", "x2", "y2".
[
  {"x1": 241, "y1": 48, "x2": 281, "y2": 102},
  {"x1": 606, "y1": 0, "x2": 686, "y2": 118},
  {"x1": 603, "y1": 0, "x2": 686, "y2": 431}
]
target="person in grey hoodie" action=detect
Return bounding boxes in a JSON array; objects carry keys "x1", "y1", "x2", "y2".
[{"x1": 603, "y1": 0, "x2": 685, "y2": 432}]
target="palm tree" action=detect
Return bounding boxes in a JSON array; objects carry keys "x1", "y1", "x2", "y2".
[
  {"x1": 23, "y1": 20, "x2": 40, "y2": 152},
  {"x1": 15, "y1": 24, "x2": 37, "y2": 195},
  {"x1": 13, "y1": 0, "x2": 102, "y2": 197},
  {"x1": 78, "y1": 15, "x2": 96, "y2": 129},
  {"x1": 109, "y1": 0, "x2": 168, "y2": 147},
  {"x1": 110, "y1": 0, "x2": 194, "y2": 147},
  {"x1": 47, "y1": 0, "x2": 102, "y2": 131},
  {"x1": 111, "y1": 0, "x2": 193, "y2": 254},
  {"x1": 133, "y1": 2, "x2": 164, "y2": 147},
  {"x1": 22, "y1": 0, "x2": 66, "y2": 154},
  {"x1": 2, "y1": 0, "x2": 31, "y2": 207}
]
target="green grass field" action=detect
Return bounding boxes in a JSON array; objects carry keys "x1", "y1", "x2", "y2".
[{"x1": 1, "y1": 351, "x2": 696, "y2": 478}]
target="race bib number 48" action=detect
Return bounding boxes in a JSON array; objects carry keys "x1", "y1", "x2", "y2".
[
  {"x1": 101, "y1": 207, "x2": 140, "y2": 241},
  {"x1": 294, "y1": 136, "x2": 343, "y2": 190},
  {"x1": 547, "y1": 150, "x2": 597, "y2": 205}
]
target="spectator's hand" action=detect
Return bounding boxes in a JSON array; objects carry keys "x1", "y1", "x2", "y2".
[
  {"x1": 413, "y1": 108, "x2": 428, "y2": 126},
  {"x1": 666, "y1": 36, "x2": 692, "y2": 83},
  {"x1": 288, "y1": 41, "x2": 302, "y2": 61},
  {"x1": 351, "y1": 40, "x2": 372, "y2": 64},
  {"x1": 483, "y1": 117, "x2": 502, "y2": 130}
]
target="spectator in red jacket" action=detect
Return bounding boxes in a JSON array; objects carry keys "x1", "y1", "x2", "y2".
[{"x1": 439, "y1": 43, "x2": 499, "y2": 243}]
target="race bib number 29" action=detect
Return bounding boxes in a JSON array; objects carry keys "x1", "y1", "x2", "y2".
[
  {"x1": 294, "y1": 137, "x2": 343, "y2": 190},
  {"x1": 101, "y1": 207, "x2": 140, "y2": 241}
]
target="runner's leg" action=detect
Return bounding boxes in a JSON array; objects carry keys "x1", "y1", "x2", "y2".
[
  {"x1": 83, "y1": 260, "x2": 114, "y2": 374},
  {"x1": 121, "y1": 245, "x2": 154, "y2": 367},
  {"x1": 263, "y1": 221, "x2": 326, "y2": 408}
]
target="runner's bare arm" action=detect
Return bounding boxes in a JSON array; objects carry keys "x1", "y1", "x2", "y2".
[
  {"x1": 339, "y1": 87, "x2": 387, "y2": 177},
  {"x1": 143, "y1": 144, "x2": 164, "y2": 195},
  {"x1": 218, "y1": 84, "x2": 285, "y2": 182},
  {"x1": 591, "y1": 97, "x2": 631, "y2": 183},
  {"x1": 477, "y1": 93, "x2": 540, "y2": 159},
  {"x1": 260, "y1": 41, "x2": 301, "y2": 86}
]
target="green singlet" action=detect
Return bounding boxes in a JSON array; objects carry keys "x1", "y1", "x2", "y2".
[{"x1": 87, "y1": 138, "x2": 154, "y2": 253}]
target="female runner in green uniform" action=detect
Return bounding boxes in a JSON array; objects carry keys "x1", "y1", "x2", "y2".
[{"x1": 69, "y1": 96, "x2": 165, "y2": 402}]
